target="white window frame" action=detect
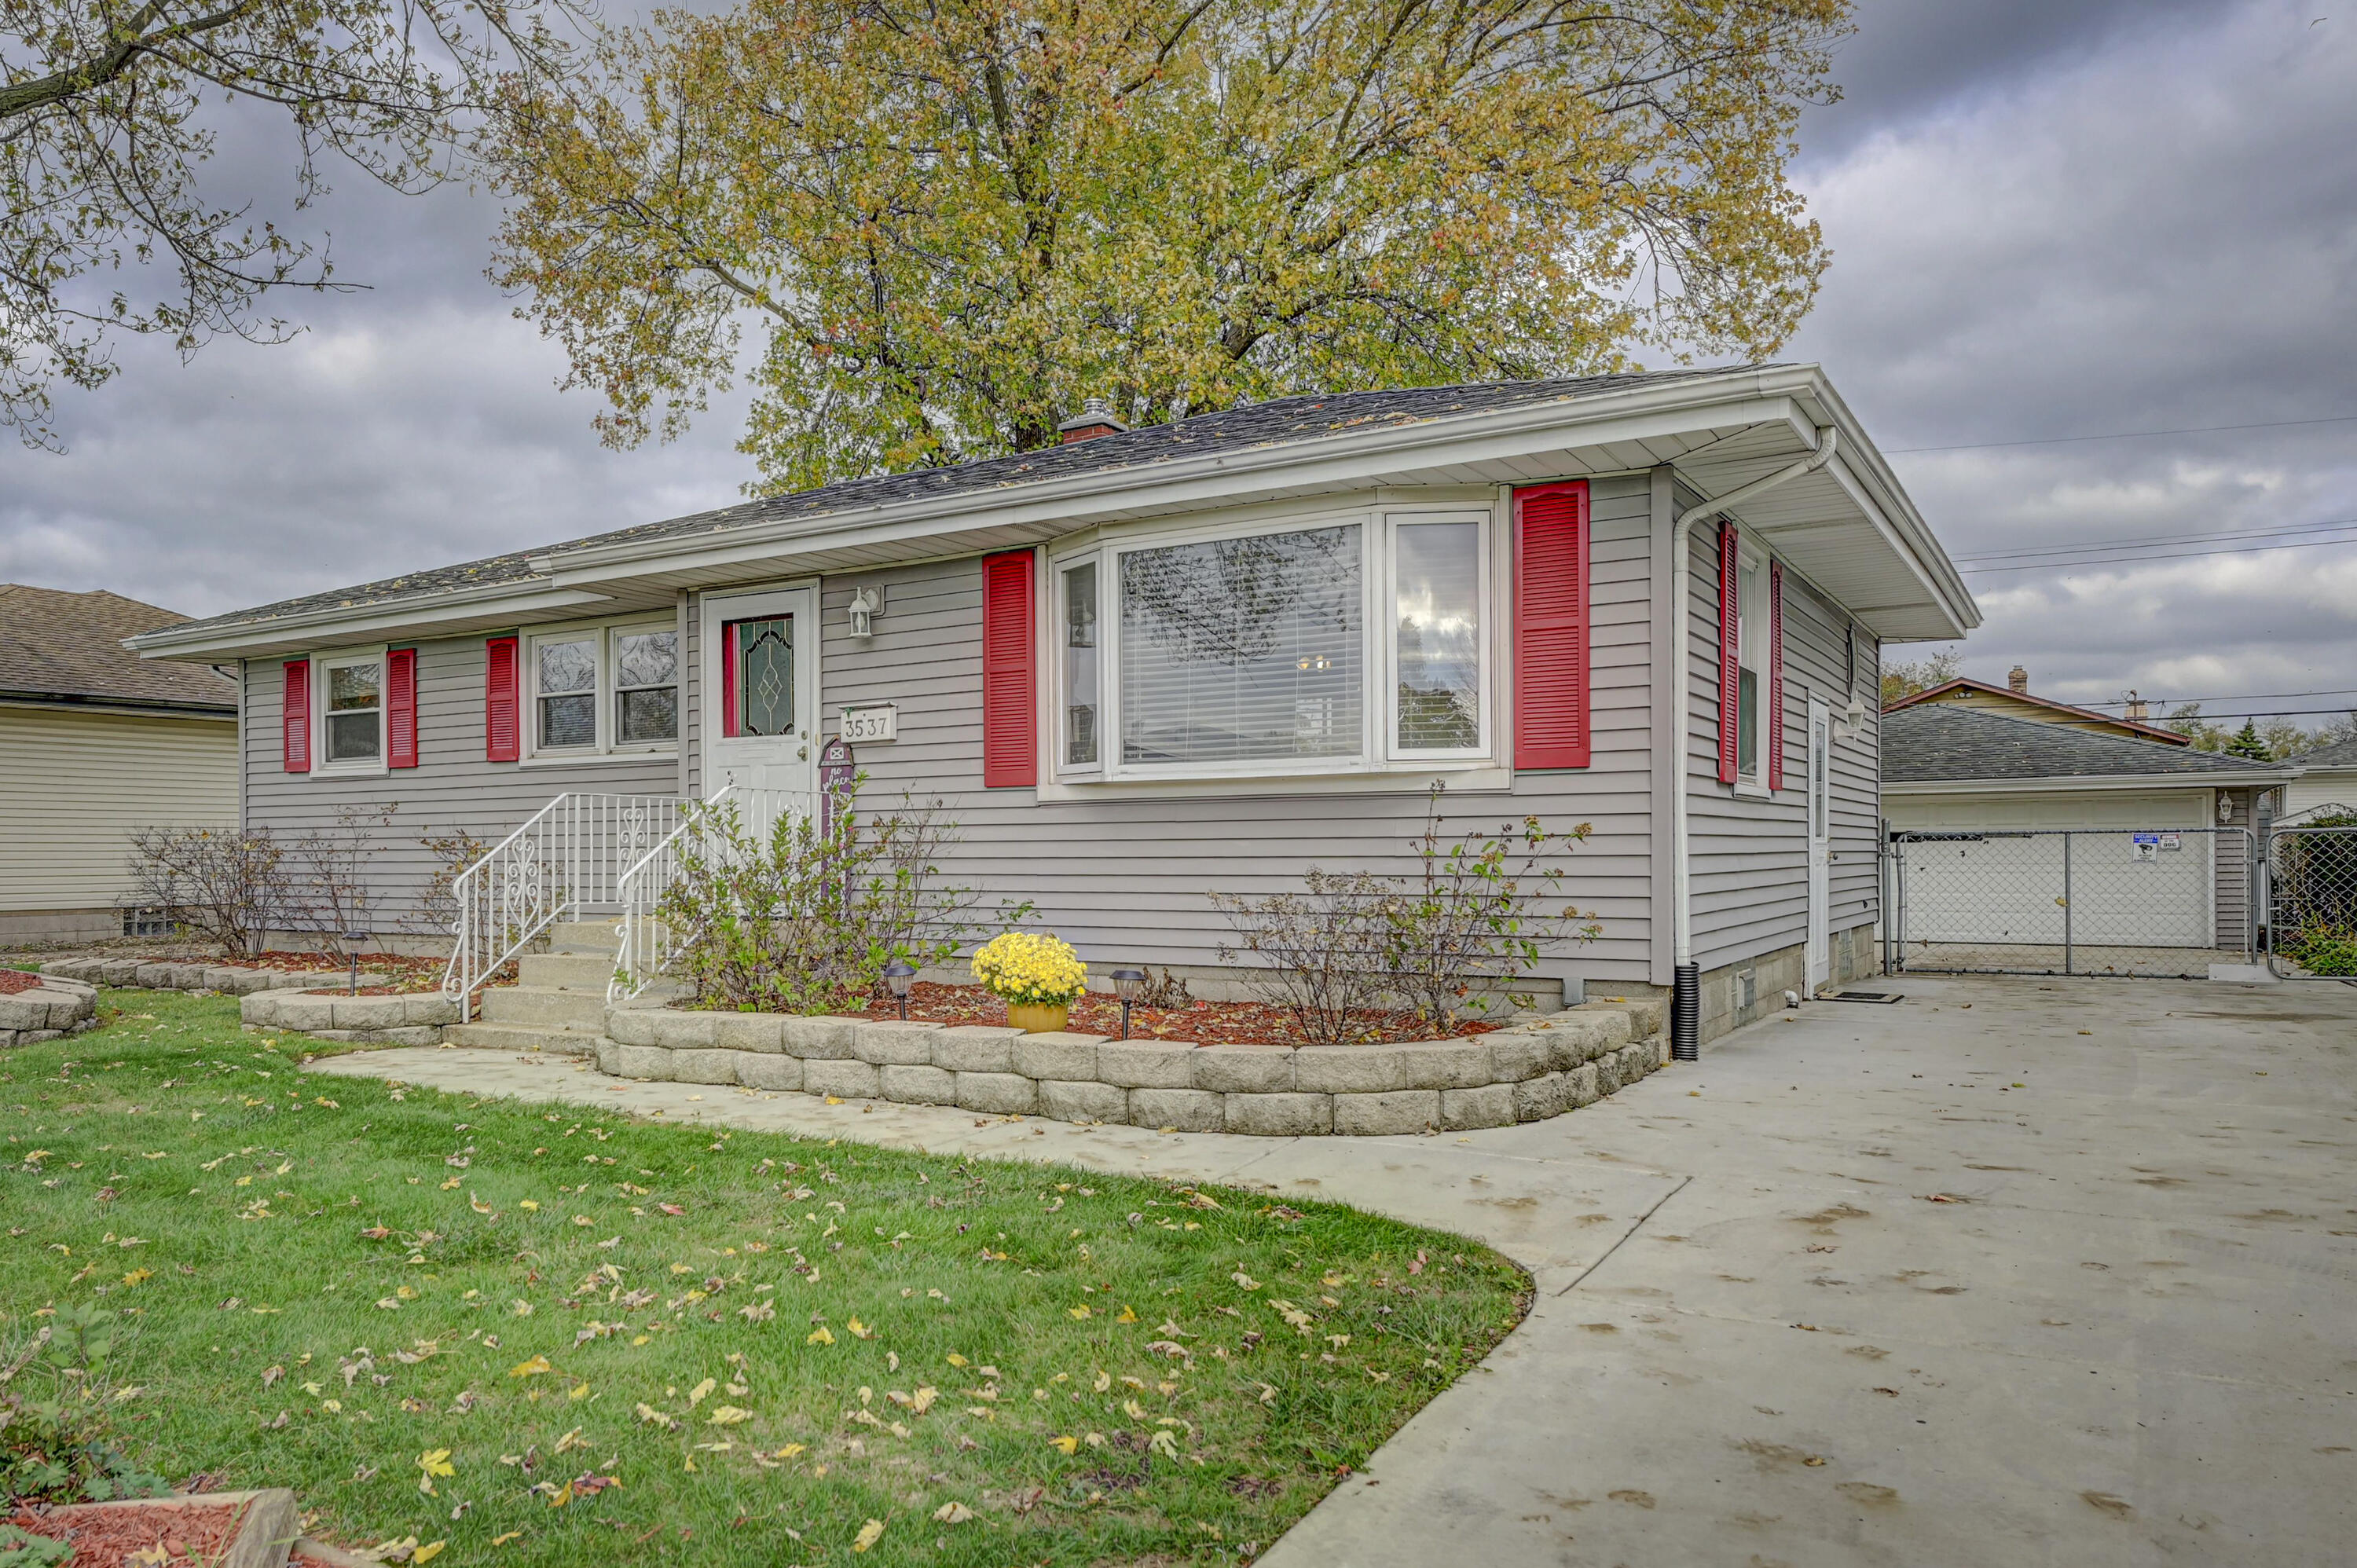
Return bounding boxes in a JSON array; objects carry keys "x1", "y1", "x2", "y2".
[
  {"x1": 312, "y1": 646, "x2": 388, "y2": 778},
  {"x1": 1047, "y1": 500, "x2": 1502, "y2": 787},
  {"x1": 521, "y1": 618, "x2": 681, "y2": 764},
  {"x1": 1382, "y1": 510, "x2": 1494, "y2": 762}
]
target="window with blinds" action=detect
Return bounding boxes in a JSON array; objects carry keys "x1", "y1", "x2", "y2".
[{"x1": 1116, "y1": 523, "x2": 1364, "y2": 766}]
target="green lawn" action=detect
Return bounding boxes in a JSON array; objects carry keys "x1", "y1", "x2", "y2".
[{"x1": 1, "y1": 990, "x2": 1529, "y2": 1566}]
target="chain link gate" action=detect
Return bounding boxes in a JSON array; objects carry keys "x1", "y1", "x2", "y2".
[
  {"x1": 1882, "y1": 826, "x2": 2257, "y2": 980},
  {"x1": 2264, "y1": 817, "x2": 2357, "y2": 982}
]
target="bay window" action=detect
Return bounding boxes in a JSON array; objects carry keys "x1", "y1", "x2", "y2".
[
  {"x1": 1051, "y1": 508, "x2": 1493, "y2": 782},
  {"x1": 524, "y1": 621, "x2": 679, "y2": 759}
]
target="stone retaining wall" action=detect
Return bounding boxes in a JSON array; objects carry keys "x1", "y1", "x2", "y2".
[
  {"x1": 597, "y1": 998, "x2": 1669, "y2": 1135},
  {"x1": 240, "y1": 988, "x2": 460, "y2": 1046},
  {"x1": 42, "y1": 957, "x2": 374, "y2": 996},
  {"x1": 1, "y1": 976, "x2": 99, "y2": 1046}
]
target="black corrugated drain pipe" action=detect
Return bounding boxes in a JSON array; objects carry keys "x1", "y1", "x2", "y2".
[{"x1": 1670, "y1": 962, "x2": 1700, "y2": 1062}]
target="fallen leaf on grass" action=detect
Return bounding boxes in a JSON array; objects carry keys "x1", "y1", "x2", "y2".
[
  {"x1": 410, "y1": 1544, "x2": 445, "y2": 1565},
  {"x1": 416, "y1": 1449, "x2": 455, "y2": 1495},
  {"x1": 509, "y1": 1356, "x2": 552, "y2": 1378},
  {"x1": 1050, "y1": 1435, "x2": 1080, "y2": 1455},
  {"x1": 490, "y1": 1533, "x2": 522, "y2": 1547},
  {"x1": 688, "y1": 1377, "x2": 716, "y2": 1406},
  {"x1": 806, "y1": 1327, "x2": 835, "y2": 1346},
  {"x1": 852, "y1": 1519, "x2": 884, "y2": 1553},
  {"x1": 932, "y1": 1502, "x2": 973, "y2": 1524},
  {"x1": 706, "y1": 1406, "x2": 751, "y2": 1426}
]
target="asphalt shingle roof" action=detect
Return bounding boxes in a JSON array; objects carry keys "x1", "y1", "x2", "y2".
[
  {"x1": 147, "y1": 368, "x2": 1755, "y2": 639},
  {"x1": 0, "y1": 584, "x2": 237, "y2": 710},
  {"x1": 1882, "y1": 702, "x2": 2285, "y2": 783},
  {"x1": 2288, "y1": 734, "x2": 2357, "y2": 768}
]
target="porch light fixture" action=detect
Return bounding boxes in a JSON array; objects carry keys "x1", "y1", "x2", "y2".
[
  {"x1": 343, "y1": 932, "x2": 372, "y2": 995},
  {"x1": 884, "y1": 959, "x2": 917, "y2": 1020},
  {"x1": 1110, "y1": 968, "x2": 1147, "y2": 1039},
  {"x1": 848, "y1": 585, "x2": 884, "y2": 638},
  {"x1": 1839, "y1": 693, "x2": 1868, "y2": 742}
]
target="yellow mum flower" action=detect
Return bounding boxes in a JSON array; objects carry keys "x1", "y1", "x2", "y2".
[{"x1": 971, "y1": 932, "x2": 1087, "y2": 1006}]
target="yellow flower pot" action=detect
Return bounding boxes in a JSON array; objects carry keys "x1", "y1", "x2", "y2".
[{"x1": 1007, "y1": 1001, "x2": 1070, "y2": 1035}]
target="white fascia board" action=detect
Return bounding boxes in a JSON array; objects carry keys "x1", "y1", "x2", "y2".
[
  {"x1": 1885, "y1": 770, "x2": 2300, "y2": 797},
  {"x1": 126, "y1": 584, "x2": 618, "y2": 661},
  {"x1": 529, "y1": 377, "x2": 1813, "y2": 586}
]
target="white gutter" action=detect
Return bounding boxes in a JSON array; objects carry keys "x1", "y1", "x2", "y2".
[
  {"x1": 1666, "y1": 427, "x2": 1840, "y2": 1031},
  {"x1": 1884, "y1": 769, "x2": 2300, "y2": 796}
]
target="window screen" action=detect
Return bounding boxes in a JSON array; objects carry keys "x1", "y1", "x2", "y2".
[
  {"x1": 537, "y1": 638, "x2": 597, "y2": 748},
  {"x1": 1118, "y1": 524, "x2": 1362, "y2": 764},
  {"x1": 614, "y1": 629, "x2": 679, "y2": 744},
  {"x1": 326, "y1": 660, "x2": 383, "y2": 762}
]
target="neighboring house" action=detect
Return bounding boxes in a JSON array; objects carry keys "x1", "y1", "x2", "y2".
[
  {"x1": 1882, "y1": 703, "x2": 2298, "y2": 958},
  {"x1": 126, "y1": 365, "x2": 1978, "y2": 1051},
  {"x1": 2280, "y1": 735, "x2": 2357, "y2": 822},
  {"x1": 1884, "y1": 667, "x2": 2194, "y2": 746},
  {"x1": 0, "y1": 584, "x2": 240, "y2": 943}
]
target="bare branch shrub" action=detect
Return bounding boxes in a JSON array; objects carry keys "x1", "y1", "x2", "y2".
[
  {"x1": 281, "y1": 804, "x2": 399, "y2": 959},
  {"x1": 1211, "y1": 870, "x2": 1401, "y2": 1046},
  {"x1": 123, "y1": 827, "x2": 288, "y2": 958},
  {"x1": 420, "y1": 828, "x2": 493, "y2": 938}
]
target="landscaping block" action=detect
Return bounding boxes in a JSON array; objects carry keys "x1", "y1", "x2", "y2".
[
  {"x1": 955, "y1": 1072, "x2": 1038, "y2": 1115},
  {"x1": 1129, "y1": 1087, "x2": 1224, "y2": 1132},
  {"x1": 1332, "y1": 1090, "x2": 1439, "y2": 1137},
  {"x1": 607, "y1": 1007, "x2": 663, "y2": 1046},
  {"x1": 670, "y1": 1049, "x2": 740, "y2": 1085},
  {"x1": 650, "y1": 1011, "x2": 718, "y2": 1049},
  {"x1": 404, "y1": 995, "x2": 461, "y2": 1027},
  {"x1": 783, "y1": 1016, "x2": 861, "y2": 1059},
  {"x1": 203, "y1": 966, "x2": 244, "y2": 991},
  {"x1": 804, "y1": 1059, "x2": 882, "y2": 1100},
  {"x1": 100, "y1": 960, "x2": 142, "y2": 984},
  {"x1": 1394, "y1": 1042, "x2": 1496, "y2": 1090},
  {"x1": 933, "y1": 1026, "x2": 1021, "y2": 1074},
  {"x1": 594, "y1": 1040, "x2": 623, "y2": 1075},
  {"x1": 1484, "y1": 1033, "x2": 1553, "y2": 1083},
  {"x1": 1292, "y1": 1045, "x2": 1409, "y2": 1095},
  {"x1": 1564, "y1": 1062, "x2": 1602, "y2": 1108},
  {"x1": 1189, "y1": 1043, "x2": 1296, "y2": 1094},
  {"x1": 852, "y1": 1021, "x2": 942, "y2": 1065},
  {"x1": 1513, "y1": 1072, "x2": 1568, "y2": 1122},
  {"x1": 1014, "y1": 1032, "x2": 1102, "y2": 1081},
  {"x1": 1094, "y1": 1039, "x2": 1196, "y2": 1089},
  {"x1": 1594, "y1": 1050, "x2": 1626, "y2": 1097},
  {"x1": 0, "y1": 998, "x2": 49, "y2": 1031},
  {"x1": 715, "y1": 1013, "x2": 786, "y2": 1053},
  {"x1": 1037, "y1": 1079, "x2": 1127, "y2": 1123},
  {"x1": 1581, "y1": 996, "x2": 1666, "y2": 1038},
  {"x1": 269, "y1": 994, "x2": 338, "y2": 1032},
  {"x1": 881, "y1": 1064, "x2": 957, "y2": 1105},
  {"x1": 1541, "y1": 1015, "x2": 1622, "y2": 1071},
  {"x1": 1224, "y1": 1092, "x2": 1332, "y2": 1138},
  {"x1": 1440, "y1": 1083, "x2": 1517, "y2": 1130},
  {"x1": 737, "y1": 1053, "x2": 804, "y2": 1093},
  {"x1": 615, "y1": 1045, "x2": 676, "y2": 1081}
]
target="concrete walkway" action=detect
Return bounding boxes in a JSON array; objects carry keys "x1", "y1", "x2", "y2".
[{"x1": 308, "y1": 974, "x2": 2357, "y2": 1566}]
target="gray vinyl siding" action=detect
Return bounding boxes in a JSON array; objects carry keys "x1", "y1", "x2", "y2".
[
  {"x1": 814, "y1": 476, "x2": 1661, "y2": 990},
  {"x1": 240, "y1": 636, "x2": 680, "y2": 934},
  {"x1": 1679, "y1": 516, "x2": 1882, "y2": 975}
]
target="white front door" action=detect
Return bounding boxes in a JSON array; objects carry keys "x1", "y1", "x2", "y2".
[
  {"x1": 702, "y1": 585, "x2": 819, "y2": 841},
  {"x1": 1807, "y1": 696, "x2": 1832, "y2": 991}
]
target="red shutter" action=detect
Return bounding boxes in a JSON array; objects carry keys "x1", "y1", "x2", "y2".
[
  {"x1": 387, "y1": 647, "x2": 419, "y2": 768},
  {"x1": 981, "y1": 550, "x2": 1037, "y2": 787},
  {"x1": 720, "y1": 619, "x2": 740, "y2": 739},
  {"x1": 280, "y1": 660, "x2": 311, "y2": 773},
  {"x1": 485, "y1": 636, "x2": 520, "y2": 763},
  {"x1": 1512, "y1": 481, "x2": 1591, "y2": 769},
  {"x1": 1767, "y1": 562, "x2": 1784, "y2": 791},
  {"x1": 1717, "y1": 521, "x2": 1740, "y2": 785}
]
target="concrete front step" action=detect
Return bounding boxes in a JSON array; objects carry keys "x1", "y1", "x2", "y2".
[
  {"x1": 442, "y1": 1022, "x2": 603, "y2": 1057},
  {"x1": 480, "y1": 984, "x2": 609, "y2": 1029},
  {"x1": 545, "y1": 920, "x2": 621, "y2": 955},
  {"x1": 517, "y1": 951, "x2": 617, "y2": 991}
]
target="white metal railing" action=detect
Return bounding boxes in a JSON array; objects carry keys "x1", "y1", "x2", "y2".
[
  {"x1": 442, "y1": 792, "x2": 687, "y2": 1006},
  {"x1": 609, "y1": 786, "x2": 807, "y2": 1002}
]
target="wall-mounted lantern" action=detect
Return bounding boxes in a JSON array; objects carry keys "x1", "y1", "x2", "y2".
[{"x1": 848, "y1": 585, "x2": 884, "y2": 638}]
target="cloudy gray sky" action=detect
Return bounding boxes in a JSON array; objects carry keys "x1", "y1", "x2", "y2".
[{"x1": 5, "y1": 0, "x2": 2352, "y2": 729}]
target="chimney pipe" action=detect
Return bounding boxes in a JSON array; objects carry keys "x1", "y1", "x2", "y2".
[
  {"x1": 1057, "y1": 396, "x2": 1129, "y2": 445},
  {"x1": 2007, "y1": 665, "x2": 2029, "y2": 694}
]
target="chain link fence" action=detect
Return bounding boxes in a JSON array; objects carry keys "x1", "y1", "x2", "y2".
[
  {"x1": 1883, "y1": 826, "x2": 2256, "y2": 980},
  {"x1": 2264, "y1": 815, "x2": 2357, "y2": 981}
]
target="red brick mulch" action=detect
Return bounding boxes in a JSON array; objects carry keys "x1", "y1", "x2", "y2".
[
  {"x1": 6, "y1": 1499, "x2": 241, "y2": 1568},
  {"x1": 837, "y1": 980, "x2": 1498, "y2": 1047},
  {"x1": 0, "y1": 968, "x2": 46, "y2": 995}
]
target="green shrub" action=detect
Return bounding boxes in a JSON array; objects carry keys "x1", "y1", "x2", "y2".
[
  {"x1": 0, "y1": 1304, "x2": 170, "y2": 1507},
  {"x1": 2280, "y1": 921, "x2": 2357, "y2": 977}
]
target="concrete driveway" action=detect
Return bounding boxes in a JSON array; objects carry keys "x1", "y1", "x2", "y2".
[{"x1": 310, "y1": 973, "x2": 2357, "y2": 1566}]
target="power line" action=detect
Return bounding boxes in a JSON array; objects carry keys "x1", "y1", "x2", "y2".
[
  {"x1": 1886, "y1": 413, "x2": 2357, "y2": 455},
  {"x1": 1961, "y1": 534, "x2": 2357, "y2": 574},
  {"x1": 2080, "y1": 687, "x2": 2357, "y2": 709},
  {"x1": 1953, "y1": 516, "x2": 2357, "y2": 564}
]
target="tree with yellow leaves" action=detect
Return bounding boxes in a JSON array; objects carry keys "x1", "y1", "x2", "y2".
[{"x1": 489, "y1": 0, "x2": 1850, "y2": 492}]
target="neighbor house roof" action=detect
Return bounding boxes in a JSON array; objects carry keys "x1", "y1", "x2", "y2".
[
  {"x1": 1882, "y1": 704, "x2": 2296, "y2": 787},
  {"x1": 0, "y1": 584, "x2": 236, "y2": 713},
  {"x1": 1882, "y1": 677, "x2": 2192, "y2": 746},
  {"x1": 2288, "y1": 734, "x2": 2357, "y2": 770},
  {"x1": 126, "y1": 361, "x2": 1981, "y2": 660}
]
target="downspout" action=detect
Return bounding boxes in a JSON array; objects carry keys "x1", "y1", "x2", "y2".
[{"x1": 1665, "y1": 426, "x2": 1839, "y2": 1061}]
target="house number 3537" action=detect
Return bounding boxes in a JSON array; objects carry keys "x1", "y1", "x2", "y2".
[{"x1": 839, "y1": 705, "x2": 897, "y2": 742}]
